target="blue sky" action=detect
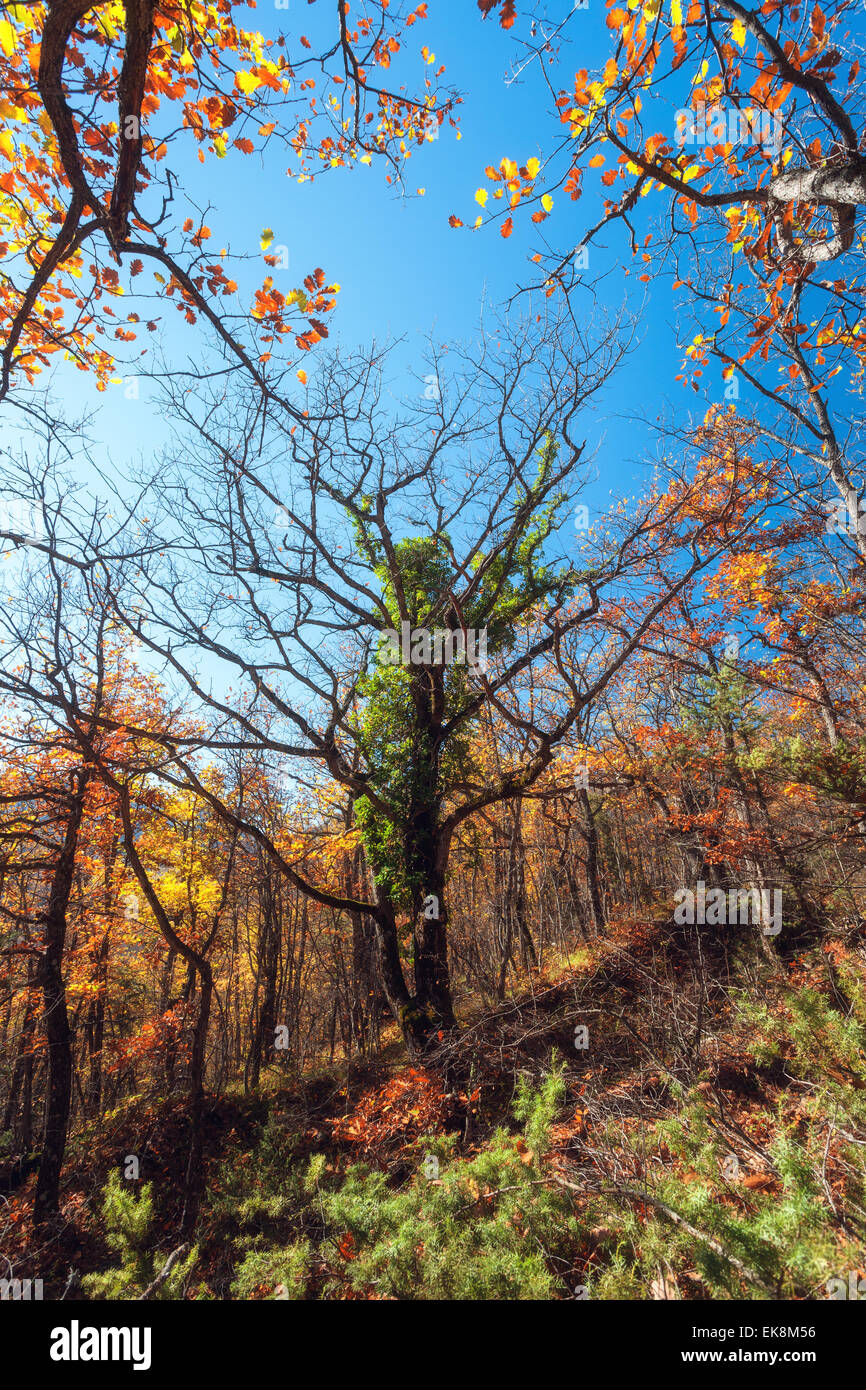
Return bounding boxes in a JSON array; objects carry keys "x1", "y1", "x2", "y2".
[{"x1": 26, "y1": 0, "x2": 711, "y2": 530}]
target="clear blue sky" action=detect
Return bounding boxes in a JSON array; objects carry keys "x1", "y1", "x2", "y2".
[{"x1": 32, "y1": 0, "x2": 727, "y2": 524}]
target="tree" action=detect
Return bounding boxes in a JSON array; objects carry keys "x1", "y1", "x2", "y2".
[
  {"x1": 469, "y1": 0, "x2": 866, "y2": 554},
  {"x1": 0, "y1": 530, "x2": 119, "y2": 1221},
  {"x1": 0, "y1": 0, "x2": 455, "y2": 408},
  {"x1": 0, "y1": 475, "x2": 232, "y2": 1225},
  {"x1": 0, "y1": 725, "x2": 89, "y2": 1222},
  {"x1": 83, "y1": 307, "x2": 760, "y2": 1053}
]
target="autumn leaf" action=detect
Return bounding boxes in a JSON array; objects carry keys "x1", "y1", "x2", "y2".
[{"x1": 236, "y1": 71, "x2": 262, "y2": 95}]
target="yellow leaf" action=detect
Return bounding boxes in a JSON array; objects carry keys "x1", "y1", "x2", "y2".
[
  {"x1": 237, "y1": 70, "x2": 262, "y2": 95},
  {"x1": 732, "y1": 18, "x2": 746, "y2": 46},
  {"x1": 297, "y1": 369, "x2": 307, "y2": 384},
  {"x1": 0, "y1": 131, "x2": 13, "y2": 161},
  {"x1": 541, "y1": 193, "x2": 553, "y2": 212},
  {"x1": 475, "y1": 187, "x2": 488, "y2": 206},
  {"x1": 671, "y1": 0, "x2": 682, "y2": 23},
  {"x1": 0, "y1": 20, "x2": 15, "y2": 57},
  {"x1": 260, "y1": 228, "x2": 274, "y2": 250},
  {"x1": 526, "y1": 156, "x2": 540, "y2": 179}
]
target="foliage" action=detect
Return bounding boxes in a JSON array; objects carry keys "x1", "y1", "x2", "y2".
[
  {"x1": 353, "y1": 435, "x2": 577, "y2": 907},
  {"x1": 82, "y1": 1172, "x2": 198, "y2": 1300},
  {"x1": 308, "y1": 1066, "x2": 581, "y2": 1299},
  {"x1": 231, "y1": 1240, "x2": 311, "y2": 1300},
  {"x1": 584, "y1": 981, "x2": 866, "y2": 1300}
]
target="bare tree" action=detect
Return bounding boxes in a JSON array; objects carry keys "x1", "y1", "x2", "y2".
[{"x1": 58, "y1": 305, "x2": 754, "y2": 1054}]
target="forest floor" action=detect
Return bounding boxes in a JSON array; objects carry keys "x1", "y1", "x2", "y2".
[{"x1": 5, "y1": 910, "x2": 865, "y2": 1299}]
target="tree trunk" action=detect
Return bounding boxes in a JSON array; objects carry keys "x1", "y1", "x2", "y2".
[
  {"x1": 247, "y1": 860, "x2": 280, "y2": 1091},
  {"x1": 2, "y1": 973, "x2": 36, "y2": 1149},
  {"x1": 33, "y1": 773, "x2": 87, "y2": 1225},
  {"x1": 85, "y1": 931, "x2": 109, "y2": 1112},
  {"x1": 577, "y1": 787, "x2": 606, "y2": 936},
  {"x1": 181, "y1": 964, "x2": 213, "y2": 1236}
]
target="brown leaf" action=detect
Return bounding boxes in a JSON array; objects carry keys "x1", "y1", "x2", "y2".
[{"x1": 742, "y1": 1173, "x2": 778, "y2": 1192}]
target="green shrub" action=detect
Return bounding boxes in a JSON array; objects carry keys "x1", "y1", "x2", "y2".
[
  {"x1": 304, "y1": 1065, "x2": 583, "y2": 1299},
  {"x1": 231, "y1": 1239, "x2": 311, "y2": 1299},
  {"x1": 82, "y1": 1171, "x2": 198, "y2": 1300},
  {"x1": 584, "y1": 980, "x2": 866, "y2": 1299}
]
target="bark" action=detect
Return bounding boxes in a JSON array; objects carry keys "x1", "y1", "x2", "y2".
[
  {"x1": 577, "y1": 787, "x2": 606, "y2": 936},
  {"x1": 496, "y1": 802, "x2": 536, "y2": 999},
  {"x1": 370, "y1": 895, "x2": 424, "y2": 1053},
  {"x1": 247, "y1": 860, "x2": 281, "y2": 1091},
  {"x1": 181, "y1": 964, "x2": 213, "y2": 1236},
  {"x1": 1, "y1": 974, "x2": 36, "y2": 1150},
  {"x1": 769, "y1": 160, "x2": 866, "y2": 262},
  {"x1": 85, "y1": 931, "x2": 109, "y2": 1112},
  {"x1": 33, "y1": 772, "x2": 87, "y2": 1225},
  {"x1": 348, "y1": 843, "x2": 381, "y2": 1053}
]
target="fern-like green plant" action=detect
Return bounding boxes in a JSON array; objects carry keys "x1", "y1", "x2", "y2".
[{"x1": 82, "y1": 1171, "x2": 197, "y2": 1300}]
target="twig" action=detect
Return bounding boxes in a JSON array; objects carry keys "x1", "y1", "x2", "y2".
[
  {"x1": 552, "y1": 1175, "x2": 774, "y2": 1295},
  {"x1": 137, "y1": 1243, "x2": 190, "y2": 1300}
]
